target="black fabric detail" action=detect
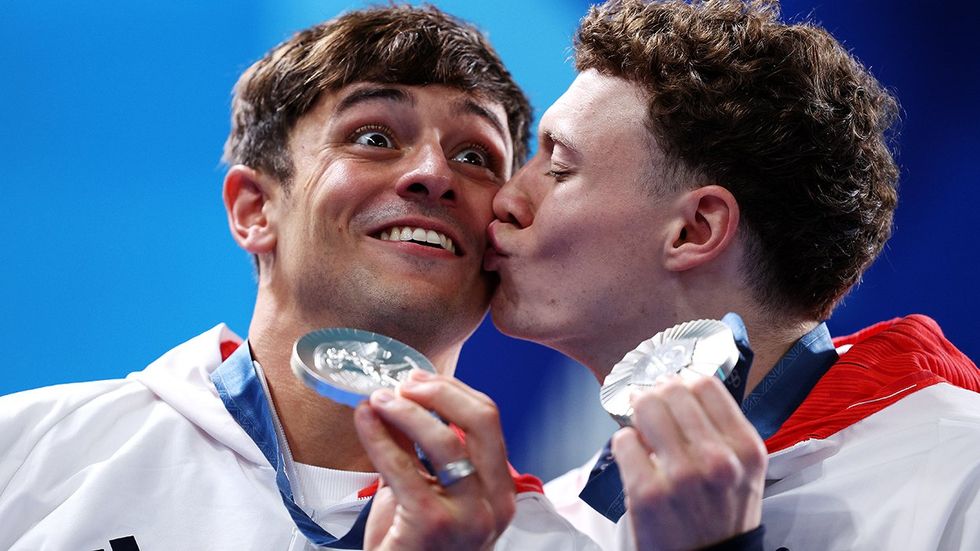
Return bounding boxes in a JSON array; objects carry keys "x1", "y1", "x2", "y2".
[
  {"x1": 108, "y1": 536, "x2": 141, "y2": 551},
  {"x1": 700, "y1": 525, "x2": 766, "y2": 551}
]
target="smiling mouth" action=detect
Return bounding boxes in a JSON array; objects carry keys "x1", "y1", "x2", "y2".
[{"x1": 377, "y1": 226, "x2": 458, "y2": 255}]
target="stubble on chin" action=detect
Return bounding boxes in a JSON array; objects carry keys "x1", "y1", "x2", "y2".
[{"x1": 298, "y1": 267, "x2": 490, "y2": 356}]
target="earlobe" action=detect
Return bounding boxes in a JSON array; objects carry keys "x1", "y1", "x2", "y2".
[
  {"x1": 664, "y1": 185, "x2": 739, "y2": 272},
  {"x1": 223, "y1": 165, "x2": 277, "y2": 255}
]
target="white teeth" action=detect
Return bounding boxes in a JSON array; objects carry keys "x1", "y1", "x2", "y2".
[{"x1": 379, "y1": 226, "x2": 456, "y2": 254}]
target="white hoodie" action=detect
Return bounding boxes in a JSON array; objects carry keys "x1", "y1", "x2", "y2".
[{"x1": 0, "y1": 325, "x2": 599, "y2": 550}]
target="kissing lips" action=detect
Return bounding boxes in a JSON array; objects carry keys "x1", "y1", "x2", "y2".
[{"x1": 483, "y1": 220, "x2": 510, "y2": 271}]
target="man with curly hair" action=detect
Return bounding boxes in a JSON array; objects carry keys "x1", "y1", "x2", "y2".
[{"x1": 487, "y1": 0, "x2": 980, "y2": 549}]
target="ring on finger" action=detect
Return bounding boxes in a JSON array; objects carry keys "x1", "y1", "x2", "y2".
[{"x1": 436, "y1": 458, "x2": 477, "y2": 487}]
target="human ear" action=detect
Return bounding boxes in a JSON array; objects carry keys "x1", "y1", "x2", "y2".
[
  {"x1": 664, "y1": 185, "x2": 739, "y2": 272},
  {"x1": 223, "y1": 164, "x2": 277, "y2": 255}
]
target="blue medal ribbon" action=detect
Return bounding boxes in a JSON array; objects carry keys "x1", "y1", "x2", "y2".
[
  {"x1": 720, "y1": 312, "x2": 753, "y2": 404},
  {"x1": 211, "y1": 341, "x2": 371, "y2": 548}
]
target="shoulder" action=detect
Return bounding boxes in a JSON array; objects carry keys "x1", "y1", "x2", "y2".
[
  {"x1": 1, "y1": 377, "x2": 129, "y2": 410},
  {"x1": 764, "y1": 383, "x2": 980, "y2": 549},
  {"x1": 767, "y1": 314, "x2": 979, "y2": 453},
  {"x1": 0, "y1": 325, "x2": 237, "y2": 495},
  {"x1": 0, "y1": 377, "x2": 138, "y2": 451},
  {"x1": 0, "y1": 376, "x2": 152, "y2": 529},
  {"x1": 0, "y1": 375, "x2": 158, "y2": 470},
  {"x1": 881, "y1": 382, "x2": 980, "y2": 464},
  {"x1": 0, "y1": 324, "x2": 234, "y2": 452}
]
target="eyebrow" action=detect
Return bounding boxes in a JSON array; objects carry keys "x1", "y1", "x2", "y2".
[
  {"x1": 544, "y1": 128, "x2": 582, "y2": 160},
  {"x1": 452, "y1": 98, "x2": 506, "y2": 140},
  {"x1": 334, "y1": 86, "x2": 415, "y2": 116}
]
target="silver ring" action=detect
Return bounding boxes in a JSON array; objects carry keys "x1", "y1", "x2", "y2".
[{"x1": 436, "y1": 458, "x2": 477, "y2": 487}]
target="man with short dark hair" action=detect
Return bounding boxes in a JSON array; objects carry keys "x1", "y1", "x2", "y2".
[
  {"x1": 487, "y1": 1, "x2": 980, "y2": 549},
  {"x1": 0, "y1": 6, "x2": 597, "y2": 550}
]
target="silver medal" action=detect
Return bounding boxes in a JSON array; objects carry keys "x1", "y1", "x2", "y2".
[
  {"x1": 291, "y1": 328, "x2": 436, "y2": 407},
  {"x1": 600, "y1": 319, "x2": 739, "y2": 426}
]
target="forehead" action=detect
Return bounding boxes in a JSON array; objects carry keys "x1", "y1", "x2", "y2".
[{"x1": 540, "y1": 69, "x2": 648, "y2": 139}]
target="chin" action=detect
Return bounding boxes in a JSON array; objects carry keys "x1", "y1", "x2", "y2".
[
  {"x1": 390, "y1": 297, "x2": 488, "y2": 346},
  {"x1": 489, "y1": 298, "x2": 549, "y2": 343}
]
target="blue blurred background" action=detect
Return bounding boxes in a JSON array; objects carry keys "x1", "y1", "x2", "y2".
[{"x1": 3, "y1": 0, "x2": 978, "y2": 480}]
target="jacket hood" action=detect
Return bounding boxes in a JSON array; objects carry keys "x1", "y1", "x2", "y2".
[{"x1": 129, "y1": 324, "x2": 268, "y2": 466}]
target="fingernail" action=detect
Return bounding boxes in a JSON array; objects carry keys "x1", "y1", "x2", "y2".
[
  {"x1": 410, "y1": 369, "x2": 434, "y2": 381},
  {"x1": 373, "y1": 389, "x2": 395, "y2": 404},
  {"x1": 355, "y1": 403, "x2": 378, "y2": 423}
]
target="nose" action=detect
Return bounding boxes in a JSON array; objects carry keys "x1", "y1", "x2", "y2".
[
  {"x1": 395, "y1": 142, "x2": 457, "y2": 205},
  {"x1": 493, "y1": 164, "x2": 534, "y2": 229}
]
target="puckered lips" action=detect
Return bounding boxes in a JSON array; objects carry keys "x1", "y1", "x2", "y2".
[
  {"x1": 370, "y1": 219, "x2": 462, "y2": 257},
  {"x1": 483, "y1": 219, "x2": 509, "y2": 271}
]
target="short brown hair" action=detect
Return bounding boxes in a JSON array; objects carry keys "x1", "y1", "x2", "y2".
[
  {"x1": 576, "y1": 0, "x2": 900, "y2": 320},
  {"x1": 223, "y1": 4, "x2": 532, "y2": 185}
]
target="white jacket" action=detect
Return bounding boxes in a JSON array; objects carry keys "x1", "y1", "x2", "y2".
[
  {"x1": 545, "y1": 316, "x2": 980, "y2": 550},
  {"x1": 0, "y1": 325, "x2": 599, "y2": 551},
  {"x1": 547, "y1": 382, "x2": 980, "y2": 551}
]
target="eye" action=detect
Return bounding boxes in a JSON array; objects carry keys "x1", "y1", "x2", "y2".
[
  {"x1": 351, "y1": 126, "x2": 395, "y2": 149},
  {"x1": 546, "y1": 167, "x2": 572, "y2": 183},
  {"x1": 452, "y1": 145, "x2": 490, "y2": 167}
]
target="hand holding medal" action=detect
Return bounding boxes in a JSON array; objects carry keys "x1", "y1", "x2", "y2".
[
  {"x1": 602, "y1": 316, "x2": 769, "y2": 550},
  {"x1": 292, "y1": 328, "x2": 514, "y2": 550}
]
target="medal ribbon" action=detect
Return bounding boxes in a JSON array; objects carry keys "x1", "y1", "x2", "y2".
[
  {"x1": 721, "y1": 312, "x2": 753, "y2": 404},
  {"x1": 211, "y1": 342, "x2": 371, "y2": 548},
  {"x1": 579, "y1": 313, "x2": 754, "y2": 522}
]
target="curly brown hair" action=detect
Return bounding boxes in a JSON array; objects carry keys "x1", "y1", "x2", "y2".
[
  {"x1": 576, "y1": 0, "x2": 900, "y2": 320},
  {"x1": 223, "y1": 4, "x2": 532, "y2": 187}
]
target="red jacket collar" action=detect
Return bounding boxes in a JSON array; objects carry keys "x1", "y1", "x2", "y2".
[{"x1": 765, "y1": 315, "x2": 979, "y2": 453}]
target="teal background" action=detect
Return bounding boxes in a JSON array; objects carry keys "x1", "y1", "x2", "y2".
[{"x1": 4, "y1": 1, "x2": 978, "y2": 479}]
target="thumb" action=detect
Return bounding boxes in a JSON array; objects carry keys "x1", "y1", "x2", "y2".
[{"x1": 364, "y1": 485, "x2": 397, "y2": 549}]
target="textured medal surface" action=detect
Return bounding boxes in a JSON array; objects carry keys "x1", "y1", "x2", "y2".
[
  {"x1": 600, "y1": 319, "x2": 739, "y2": 426},
  {"x1": 292, "y1": 328, "x2": 436, "y2": 407}
]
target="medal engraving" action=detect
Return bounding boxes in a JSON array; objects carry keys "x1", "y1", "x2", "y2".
[
  {"x1": 600, "y1": 319, "x2": 739, "y2": 426},
  {"x1": 293, "y1": 328, "x2": 434, "y2": 407},
  {"x1": 632, "y1": 338, "x2": 696, "y2": 385}
]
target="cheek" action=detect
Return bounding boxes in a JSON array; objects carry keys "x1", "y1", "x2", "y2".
[
  {"x1": 532, "y1": 203, "x2": 594, "y2": 256},
  {"x1": 471, "y1": 185, "x2": 499, "y2": 222},
  {"x1": 317, "y1": 163, "x2": 364, "y2": 198},
  {"x1": 536, "y1": 207, "x2": 638, "y2": 277},
  {"x1": 314, "y1": 161, "x2": 383, "y2": 221}
]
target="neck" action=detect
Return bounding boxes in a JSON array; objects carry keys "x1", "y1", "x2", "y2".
[
  {"x1": 245, "y1": 299, "x2": 463, "y2": 471},
  {"x1": 739, "y1": 314, "x2": 819, "y2": 395},
  {"x1": 554, "y1": 329, "x2": 654, "y2": 384}
]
